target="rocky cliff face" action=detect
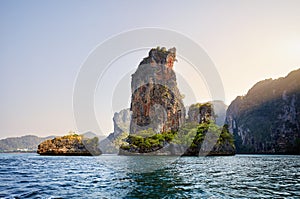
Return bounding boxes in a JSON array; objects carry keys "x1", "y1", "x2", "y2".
[
  {"x1": 187, "y1": 102, "x2": 215, "y2": 124},
  {"x1": 187, "y1": 101, "x2": 227, "y2": 126},
  {"x1": 119, "y1": 47, "x2": 186, "y2": 154},
  {"x1": 112, "y1": 109, "x2": 131, "y2": 138},
  {"x1": 37, "y1": 134, "x2": 102, "y2": 156},
  {"x1": 183, "y1": 102, "x2": 235, "y2": 156},
  {"x1": 226, "y1": 69, "x2": 300, "y2": 154},
  {"x1": 130, "y1": 47, "x2": 185, "y2": 135},
  {"x1": 99, "y1": 109, "x2": 131, "y2": 153}
]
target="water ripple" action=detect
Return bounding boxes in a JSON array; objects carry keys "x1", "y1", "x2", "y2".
[{"x1": 0, "y1": 154, "x2": 299, "y2": 198}]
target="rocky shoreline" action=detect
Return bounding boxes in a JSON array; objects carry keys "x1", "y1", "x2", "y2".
[{"x1": 37, "y1": 134, "x2": 102, "y2": 156}]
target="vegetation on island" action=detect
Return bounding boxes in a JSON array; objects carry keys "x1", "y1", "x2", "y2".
[
  {"x1": 37, "y1": 132, "x2": 102, "y2": 156},
  {"x1": 120, "y1": 128, "x2": 175, "y2": 152},
  {"x1": 120, "y1": 120, "x2": 235, "y2": 155}
]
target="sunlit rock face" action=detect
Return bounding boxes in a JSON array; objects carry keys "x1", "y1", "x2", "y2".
[
  {"x1": 187, "y1": 101, "x2": 228, "y2": 126},
  {"x1": 130, "y1": 47, "x2": 185, "y2": 135},
  {"x1": 37, "y1": 135, "x2": 102, "y2": 156},
  {"x1": 226, "y1": 69, "x2": 300, "y2": 154}
]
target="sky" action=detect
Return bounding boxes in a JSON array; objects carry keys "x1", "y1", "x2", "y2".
[{"x1": 1, "y1": 0, "x2": 300, "y2": 138}]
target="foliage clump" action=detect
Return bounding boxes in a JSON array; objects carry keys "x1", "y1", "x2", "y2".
[
  {"x1": 120, "y1": 122, "x2": 235, "y2": 155},
  {"x1": 120, "y1": 128, "x2": 176, "y2": 152}
]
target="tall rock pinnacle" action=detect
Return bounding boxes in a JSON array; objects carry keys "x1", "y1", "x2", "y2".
[{"x1": 130, "y1": 47, "x2": 185, "y2": 135}]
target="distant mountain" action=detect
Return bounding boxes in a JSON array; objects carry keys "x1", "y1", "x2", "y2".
[
  {"x1": 0, "y1": 135, "x2": 55, "y2": 152},
  {"x1": 226, "y1": 69, "x2": 300, "y2": 154}
]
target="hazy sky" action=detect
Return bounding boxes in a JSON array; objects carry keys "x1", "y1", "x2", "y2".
[{"x1": 1, "y1": 0, "x2": 300, "y2": 138}]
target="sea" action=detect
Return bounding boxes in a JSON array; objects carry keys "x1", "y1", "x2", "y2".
[{"x1": 0, "y1": 153, "x2": 299, "y2": 198}]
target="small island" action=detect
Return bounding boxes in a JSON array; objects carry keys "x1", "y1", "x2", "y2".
[
  {"x1": 37, "y1": 134, "x2": 102, "y2": 156},
  {"x1": 118, "y1": 47, "x2": 235, "y2": 156}
]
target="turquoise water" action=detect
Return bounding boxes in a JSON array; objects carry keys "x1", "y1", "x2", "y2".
[{"x1": 0, "y1": 154, "x2": 299, "y2": 198}]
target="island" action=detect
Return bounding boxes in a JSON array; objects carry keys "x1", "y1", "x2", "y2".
[
  {"x1": 37, "y1": 134, "x2": 102, "y2": 156},
  {"x1": 117, "y1": 47, "x2": 235, "y2": 156}
]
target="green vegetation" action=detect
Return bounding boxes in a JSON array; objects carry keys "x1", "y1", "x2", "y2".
[
  {"x1": 175, "y1": 122, "x2": 234, "y2": 149},
  {"x1": 56, "y1": 134, "x2": 81, "y2": 141},
  {"x1": 0, "y1": 133, "x2": 102, "y2": 153},
  {"x1": 189, "y1": 102, "x2": 212, "y2": 110},
  {"x1": 121, "y1": 128, "x2": 176, "y2": 151},
  {"x1": 120, "y1": 122, "x2": 235, "y2": 153}
]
